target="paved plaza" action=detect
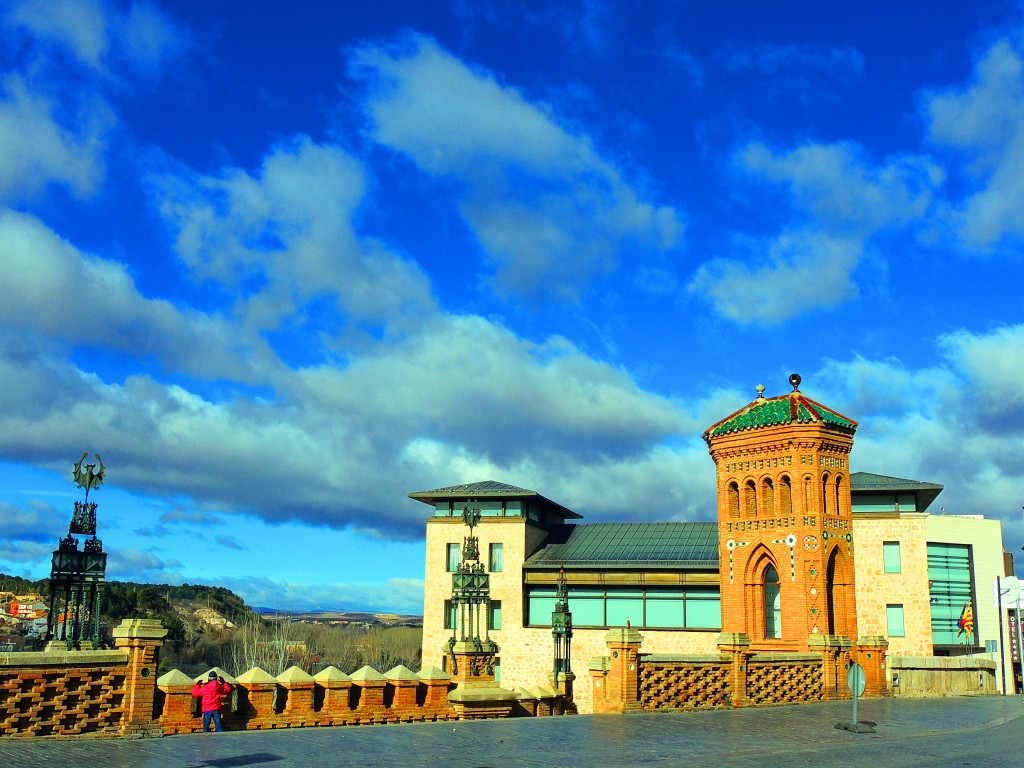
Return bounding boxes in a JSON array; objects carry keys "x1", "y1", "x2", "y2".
[{"x1": 1, "y1": 696, "x2": 1022, "y2": 767}]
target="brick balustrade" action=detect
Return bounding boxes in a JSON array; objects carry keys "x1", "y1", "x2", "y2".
[{"x1": 592, "y1": 629, "x2": 890, "y2": 712}]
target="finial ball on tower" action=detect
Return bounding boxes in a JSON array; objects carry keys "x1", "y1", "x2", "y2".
[{"x1": 789, "y1": 373, "x2": 801, "y2": 391}]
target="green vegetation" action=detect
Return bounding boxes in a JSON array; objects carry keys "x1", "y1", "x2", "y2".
[{"x1": 0, "y1": 573, "x2": 422, "y2": 675}]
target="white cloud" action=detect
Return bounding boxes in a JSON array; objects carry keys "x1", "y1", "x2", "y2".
[
  {"x1": 689, "y1": 230, "x2": 862, "y2": 324},
  {"x1": 693, "y1": 139, "x2": 941, "y2": 325},
  {"x1": 351, "y1": 33, "x2": 681, "y2": 302},
  {"x1": 0, "y1": 209, "x2": 279, "y2": 383},
  {"x1": 106, "y1": 546, "x2": 180, "y2": 581},
  {"x1": 811, "y1": 332, "x2": 1024, "y2": 546},
  {"x1": 0, "y1": 75, "x2": 109, "y2": 202},
  {"x1": 739, "y1": 141, "x2": 942, "y2": 233},
  {"x1": 217, "y1": 575, "x2": 426, "y2": 613},
  {"x1": 939, "y1": 324, "x2": 1024, "y2": 426},
  {"x1": 0, "y1": 500, "x2": 67, "y2": 569},
  {"x1": 5, "y1": 0, "x2": 186, "y2": 77},
  {"x1": 154, "y1": 136, "x2": 437, "y2": 335},
  {"x1": 6, "y1": 0, "x2": 108, "y2": 69},
  {"x1": 926, "y1": 39, "x2": 1024, "y2": 250}
]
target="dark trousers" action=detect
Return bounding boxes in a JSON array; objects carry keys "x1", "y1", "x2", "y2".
[{"x1": 202, "y1": 709, "x2": 224, "y2": 732}]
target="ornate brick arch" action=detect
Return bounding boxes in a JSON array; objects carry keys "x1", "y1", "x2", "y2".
[
  {"x1": 825, "y1": 544, "x2": 856, "y2": 637},
  {"x1": 742, "y1": 545, "x2": 783, "y2": 641}
]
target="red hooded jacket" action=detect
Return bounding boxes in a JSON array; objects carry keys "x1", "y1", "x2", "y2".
[{"x1": 191, "y1": 678, "x2": 231, "y2": 713}]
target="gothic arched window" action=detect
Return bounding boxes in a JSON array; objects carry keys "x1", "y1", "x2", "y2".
[{"x1": 764, "y1": 565, "x2": 781, "y2": 639}]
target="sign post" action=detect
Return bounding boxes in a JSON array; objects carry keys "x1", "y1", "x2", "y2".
[{"x1": 835, "y1": 662, "x2": 872, "y2": 733}]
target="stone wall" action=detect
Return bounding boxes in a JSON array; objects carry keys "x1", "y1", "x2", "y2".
[
  {"x1": 889, "y1": 655, "x2": 997, "y2": 697},
  {"x1": 1, "y1": 618, "x2": 572, "y2": 740},
  {"x1": 852, "y1": 514, "x2": 932, "y2": 655}
]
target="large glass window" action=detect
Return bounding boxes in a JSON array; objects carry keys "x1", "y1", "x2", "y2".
[
  {"x1": 928, "y1": 543, "x2": 973, "y2": 645},
  {"x1": 886, "y1": 604, "x2": 905, "y2": 637},
  {"x1": 443, "y1": 599, "x2": 456, "y2": 630},
  {"x1": 764, "y1": 565, "x2": 781, "y2": 639},
  {"x1": 488, "y1": 600, "x2": 502, "y2": 631},
  {"x1": 446, "y1": 543, "x2": 460, "y2": 572},
  {"x1": 526, "y1": 586, "x2": 720, "y2": 629},
  {"x1": 489, "y1": 543, "x2": 504, "y2": 572},
  {"x1": 479, "y1": 501, "x2": 503, "y2": 516},
  {"x1": 883, "y1": 541, "x2": 902, "y2": 573},
  {"x1": 645, "y1": 591, "x2": 685, "y2": 628},
  {"x1": 605, "y1": 591, "x2": 644, "y2": 627}
]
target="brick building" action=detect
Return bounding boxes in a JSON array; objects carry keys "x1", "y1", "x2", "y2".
[{"x1": 414, "y1": 378, "x2": 1013, "y2": 713}]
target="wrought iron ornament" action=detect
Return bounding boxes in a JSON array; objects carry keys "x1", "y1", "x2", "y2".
[
  {"x1": 445, "y1": 500, "x2": 499, "y2": 677},
  {"x1": 552, "y1": 565, "x2": 573, "y2": 679},
  {"x1": 46, "y1": 452, "x2": 109, "y2": 650}
]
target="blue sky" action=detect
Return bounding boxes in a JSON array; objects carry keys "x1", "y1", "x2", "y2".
[{"x1": 1, "y1": 0, "x2": 1023, "y2": 614}]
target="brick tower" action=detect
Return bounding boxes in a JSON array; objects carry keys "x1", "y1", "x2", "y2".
[{"x1": 702, "y1": 374, "x2": 858, "y2": 653}]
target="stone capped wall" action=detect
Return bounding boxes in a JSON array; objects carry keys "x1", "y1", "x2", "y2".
[{"x1": 0, "y1": 650, "x2": 129, "y2": 736}]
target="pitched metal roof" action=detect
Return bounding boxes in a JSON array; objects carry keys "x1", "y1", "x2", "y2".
[
  {"x1": 851, "y1": 471, "x2": 943, "y2": 511},
  {"x1": 408, "y1": 480, "x2": 582, "y2": 519},
  {"x1": 523, "y1": 522, "x2": 719, "y2": 570},
  {"x1": 703, "y1": 390, "x2": 856, "y2": 441}
]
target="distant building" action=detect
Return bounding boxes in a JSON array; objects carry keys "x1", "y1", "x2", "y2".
[{"x1": 414, "y1": 379, "x2": 1013, "y2": 713}]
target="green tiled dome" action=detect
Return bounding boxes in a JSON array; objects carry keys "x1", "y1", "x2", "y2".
[{"x1": 703, "y1": 387, "x2": 856, "y2": 441}]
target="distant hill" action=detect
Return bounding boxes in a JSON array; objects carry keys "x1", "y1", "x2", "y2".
[
  {"x1": 256, "y1": 608, "x2": 422, "y2": 628},
  {"x1": 0, "y1": 573, "x2": 255, "y2": 646}
]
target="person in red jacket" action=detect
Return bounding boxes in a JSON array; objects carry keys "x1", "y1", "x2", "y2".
[{"x1": 192, "y1": 671, "x2": 232, "y2": 732}]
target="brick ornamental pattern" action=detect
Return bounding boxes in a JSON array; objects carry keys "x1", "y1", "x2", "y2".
[
  {"x1": 0, "y1": 666, "x2": 127, "y2": 736},
  {"x1": 640, "y1": 662, "x2": 731, "y2": 710},
  {"x1": 745, "y1": 661, "x2": 823, "y2": 705}
]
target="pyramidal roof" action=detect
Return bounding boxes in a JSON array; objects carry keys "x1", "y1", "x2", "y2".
[
  {"x1": 408, "y1": 480, "x2": 582, "y2": 519},
  {"x1": 409, "y1": 480, "x2": 538, "y2": 498},
  {"x1": 703, "y1": 376, "x2": 857, "y2": 442}
]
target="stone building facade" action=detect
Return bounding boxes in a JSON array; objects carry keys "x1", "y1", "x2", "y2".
[{"x1": 414, "y1": 378, "x2": 1013, "y2": 713}]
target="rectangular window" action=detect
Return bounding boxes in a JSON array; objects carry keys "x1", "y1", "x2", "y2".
[
  {"x1": 443, "y1": 599, "x2": 456, "y2": 630},
  {"x1": 489, "y1": 543, "x2": 504, "y2": 572},
  {"x1": 571, "y1": 589, "x2": 606, "y2": 627},
  {"x1": 883, "y1": 541, "x2": 902, "y2": 573},
  {"x1": 645, "y1": 591, "x2": 685, "y2": 629},
  {"x1": 479, "y1": 501, "x2": 502, "y2": 516},
  {"x1": 446, "y1": 543, "x2": 460, "y2": 572},
  {"x1": 488, "y1": 600, "x2": 502, "y2": 631},
  {"x1": 928, "y1": 543, "x2": 974, "y2": 645},
  {"x1": 886, "y1": 604, "x2": 906, "y2": 637},
  {"x1": 525, "y1": 586, "x2": 721, "y2": 630},
  {"x1": 684, "y1": 592, "x2": 722, "y2": 629},
  {"x1": 605, "y1": 591, "x2": 644, "y2": 627}
]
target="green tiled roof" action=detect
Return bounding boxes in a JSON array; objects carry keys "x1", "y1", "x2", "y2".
[
  {"x1": 703, "y1": 391, "x2": 856, "y2": 441},
  {"x1": 524, "y1": 522, "x2": 719, "y2": 570}
]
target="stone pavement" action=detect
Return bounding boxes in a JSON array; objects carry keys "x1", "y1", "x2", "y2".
[{"x1": 1, "y1": 696, "x2": 1022, "y2": 768}]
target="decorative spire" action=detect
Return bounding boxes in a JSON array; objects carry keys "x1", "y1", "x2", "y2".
[
  {"x1": 755, "y1": 384, "x2": 765, "y2": 399},
  {"x1": 789, "y1": 373, "x2": 801, "y2": 391}
]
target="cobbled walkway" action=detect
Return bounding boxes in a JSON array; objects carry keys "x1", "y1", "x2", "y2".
[{"x1": 1, "y1": 696, "x2": 1022, "y2": 767}]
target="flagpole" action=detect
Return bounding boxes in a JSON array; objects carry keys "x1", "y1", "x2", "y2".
[{"x1": 998, "y1": 576, "x2": 1007, "y2": 694}]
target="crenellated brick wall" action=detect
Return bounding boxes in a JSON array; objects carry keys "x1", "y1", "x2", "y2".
[
  {"x1": 1, "y1": 619, "x2": 573, "y2": 739},
  {"x1": 158, "y1": 662, "x2": 572, "y2": 733}
]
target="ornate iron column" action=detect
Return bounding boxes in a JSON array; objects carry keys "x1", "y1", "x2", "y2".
[
  {"x1": 45, "y1": 453, "x2": 108, "y2": 650},
  {"x1": 552, "y1": 566, "x2": 573, "y2": 678},
  {"x1": 444, "y1": 501, "x2": 499, "y2": 678},
  {"x1": 551, "y1": 565, "x2": 574, "y2": 700}
]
